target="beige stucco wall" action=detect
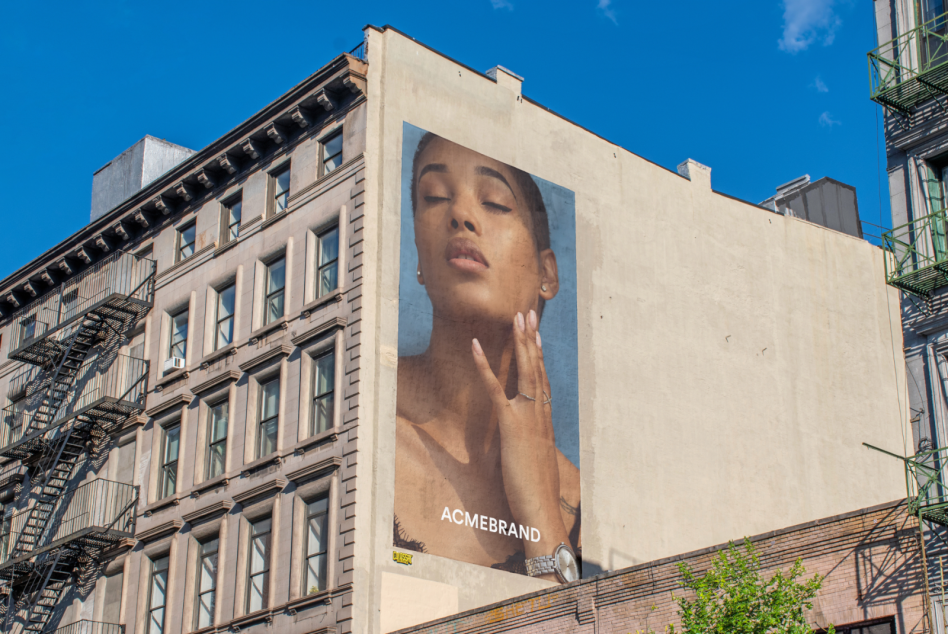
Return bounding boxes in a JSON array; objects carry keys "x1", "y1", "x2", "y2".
[{"x1": 356, "y1": 27, "x2": 910, "y2": 633}]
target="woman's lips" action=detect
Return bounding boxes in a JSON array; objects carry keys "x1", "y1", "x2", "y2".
[{"x1": 445, "y1": 238, "x2": 489, "y2": 272}]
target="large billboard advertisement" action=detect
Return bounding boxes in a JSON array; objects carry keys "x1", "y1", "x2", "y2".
[{"x1": 394, "y1": 123, "x2": 581, "y2": 583}]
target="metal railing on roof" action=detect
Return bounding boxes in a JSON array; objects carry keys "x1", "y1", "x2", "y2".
[
  {"x1": 869, "y1": 10, "x2": 948, "y2": 113},
  {"x1": 349, "y1": 40, "x2": 366, "y2": 61}
]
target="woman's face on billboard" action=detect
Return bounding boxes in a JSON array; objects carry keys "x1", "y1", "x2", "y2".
[{"x1": 413, "y1": 137, "x2": 555, "y2": 324}]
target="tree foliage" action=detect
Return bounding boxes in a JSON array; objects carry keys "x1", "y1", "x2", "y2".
[{"x1": 644, "y1": 539, "x2": 832, "y2": 634}]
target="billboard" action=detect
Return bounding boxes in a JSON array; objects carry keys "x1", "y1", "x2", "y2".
[{"x1": 393, "y1": 123, "x2": 581, "y2": 583}]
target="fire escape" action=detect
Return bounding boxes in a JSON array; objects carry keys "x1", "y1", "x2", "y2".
[{"x1": 0, "y1": 251, "x2": 155, "y2": 634}]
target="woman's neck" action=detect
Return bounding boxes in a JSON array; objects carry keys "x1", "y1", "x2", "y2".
[{"x1": 415, "y1": 314, "x2": 516, "y2": 452}]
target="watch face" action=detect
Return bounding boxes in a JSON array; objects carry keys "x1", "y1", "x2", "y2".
[{"x1": 555, "y1": 544, "x2": 580, "y2": 583}]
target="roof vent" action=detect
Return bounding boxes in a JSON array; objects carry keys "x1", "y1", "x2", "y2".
[{"x1": 90, "y1": 135, "x2": 195, "y2": 223}]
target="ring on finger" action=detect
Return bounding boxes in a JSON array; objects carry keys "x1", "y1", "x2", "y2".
[
  {"x1": 519, "y1": 392, "x2": 537, "y2": 401},
  {"x1": 542, "y1": 390, "x2": 552, "y2": 405}
]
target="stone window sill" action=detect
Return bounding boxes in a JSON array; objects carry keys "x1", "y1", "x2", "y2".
[{"x1": 300, "y1": 288, "x2": 343, "y2": 317}]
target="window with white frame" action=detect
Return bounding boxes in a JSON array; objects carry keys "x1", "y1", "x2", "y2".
[
  {"x1": 207, "y1": 400, "x2": 228, "y2": 479},
  {"x1": 303, "y1": 495, "x2": 329, "y2": 595},
  {"x1": 315, "y1": 227, "x2": 339, "y2": 299},
  {"x1": 264, "y1": 258, "x2": 285, "y2": 326},
  {"x1": 322, "y1": 133, "x2": 343, "y2": 175},
  {"x1": 257, "y1": 378, "x2": 279, "y2": 458},
  {"x1": 215, "y1": 284, "x2": 235, "y2": 350},
  {"x1": 177, "y1": 222, "x2": 196, "y2": 262},
  {"x1": 271, "y1": 166, "x2": 291, "y2": 216},
  {"x1": 148, "y1": 555, "x2": 170, "y2": 634},
  {"x1": 195, "y1": 536, "x2": 219, "y2": 629},
  {"x1": 222, "y1": 195, "x2": 242, "y2": 244},
  {"x1": 312, "y1": 351, "x2": 335, "y2": 435},
  {"x1": 169, "y1": 310, "x2": 188, "y2": 361},
  {"x1": 246, "y1": 517, "x2": 271, "y2": 612},
  {"x1": 159, "y1": 423, "x2": 180, "y2": 499}
]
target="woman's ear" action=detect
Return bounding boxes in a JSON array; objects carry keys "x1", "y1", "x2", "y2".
[{"x1": 539, "y1": 249, "x2": 559, "y2": 301}]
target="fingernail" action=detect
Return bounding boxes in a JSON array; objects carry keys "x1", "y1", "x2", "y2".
[
  {"x1": 516, "y1": 313, "x2": 525, "y2": 332},
  {"x1": 536, "y1": 331, "x2": 542, "y2": 349},
  {"x1": 472, "y1": 338, "x2": 483, "y2": 356},
  {"x1": 529, "y1": 309, "x2": 538, "y2": 330}
]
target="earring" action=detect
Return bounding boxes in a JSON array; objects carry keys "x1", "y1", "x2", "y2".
[
  {"x1": 417, "y1": 268, "x2": 424, "y2": 284},
  {"x1": 541, "y1": 284, "x2": 548, "y2": 292}
]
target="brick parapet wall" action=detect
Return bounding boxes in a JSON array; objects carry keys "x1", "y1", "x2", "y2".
[{"x1": 393, "y1": 501, "x2": 929, "y2": 634}]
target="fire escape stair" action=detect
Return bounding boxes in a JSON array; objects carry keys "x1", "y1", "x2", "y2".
[{"x1": 0, "y1": 254, "x2": 154, "y2": 634}]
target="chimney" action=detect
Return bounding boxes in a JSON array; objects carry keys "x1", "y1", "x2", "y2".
[{"x1": 91, "y1": 136, "x2": 195, "y2": 222}]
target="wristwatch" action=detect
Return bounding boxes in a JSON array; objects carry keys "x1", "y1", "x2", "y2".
[{"x1": 525, "y1": 543, "x2": 579, "y2": 583}]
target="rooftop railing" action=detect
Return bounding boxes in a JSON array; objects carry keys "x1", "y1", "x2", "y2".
[
  {"x1": 51, "y1": 622, "x2": 124, "y2": 634},
  {"x1": 0, "y1": 354, "x2": 148, "y2": 452},
  {"x1": 349, "y1": 40, "x2": 366, "y2": 61},
  {"x1": 1, "y1": 478, "x2": 137, "y2": 565},
  {"x1": 869, "y1": 10, "x2": 948, "y2": 113},
  {"x1": 8, "y1": 252, "x2": 155, "y2": 360},
  {"x1": 881, "y1": 206, "x2": 948, "y2": 296}
]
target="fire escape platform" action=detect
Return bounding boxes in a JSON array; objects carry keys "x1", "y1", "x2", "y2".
[
  {"x1": 0, "y1": 394, "x2": 146, "y2": 462},
  {"x1": 9, "y1": 294, "x2": 151, "y2": 368},
  {"x1": 0, "y1": 526, "x2": 135, "y2": 577},
  {"x1": 869, "y1": 10, "x2": 948, "y2": 115},
  {"x1": 882, "y1": 208, "x2": 948, "y2": 297}
]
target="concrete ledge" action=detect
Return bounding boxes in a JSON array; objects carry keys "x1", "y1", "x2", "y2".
[
  {"x1": 145, "y1": 393, "x2": 193, "y2": 418},
  {"x1": 239, "y1": 344, "x2": 293, "y2": 373},
  {"x1": 137, "y1": 519, "x2": 183, "y2": 543},
  {"x1": 192, "y1": 369, "x2": 241, "y2": 395}
]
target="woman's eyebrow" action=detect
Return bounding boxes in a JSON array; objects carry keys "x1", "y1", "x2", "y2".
[
  {"x1": 418, "y1": 163, "x2": 448, "y2": 180},
  {"x1": 475, "y1": 166, "x2": 517, "y2": 199}
]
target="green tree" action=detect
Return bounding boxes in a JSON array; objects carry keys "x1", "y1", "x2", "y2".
[{"x1": 646, "y1": 539, "x2": 832, "y2": 634}]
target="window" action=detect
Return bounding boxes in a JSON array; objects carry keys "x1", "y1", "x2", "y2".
[
  {"x1": 271, "y1": 166, "x2": 290, "y2": 216},
  {"x1": 169, "y1": 310, "x2": 188, "y2": 361},
  {"x1": 222, "y1": 196, "x2": 242, "y2": 244},
  {"x1": 195, "y1": 537, "x2": 219, "y2": 629},
  {"x1": 178, "y1": 222, "x2": 196, "y2": 262},
  {"x1": 316, "y1": 227, "x2": 339, "y2": 298},
  {"x1": 257, "y1": 379, "x2": 279, "y2": 458},
  {"x1": 322, "y1": 133, "x2": 343, "y2": 175},
  {"x1": 817, "y1": 619, "x2": 894, "y2": 634},
  {"x1": 5, "y1": 397, "x2": 25, "y2": 446},
  {"x1": 303, "y1": 496, "x2": 329, "y2": 595},
  {"x1": 159, "y1": 423, "x2": 180, "y2": 499},
  {"x1": 0, "y1": 508, "x2": 10, "y2": 564},
  {"x1": 207, "y1": 401, "x2": 228, "y2": 479},
  {"x1": 264, "y1": 258, "x2": 285, "y2": 326},
  {"x1": 312, "y1": 351, "x2": 335, "y2": 435},
  {"x1": 20, "y1": 315, "x2": 36, "y2": 345},
  {"x1": 246, "y1": 517, "x2": 271, "y2": 613},
  {"x1": 215, "y1": 285, "x2": 235, "y2": 350},
  {"x1": 148, "y1": 555, "x2": 169, "y2": 634}
]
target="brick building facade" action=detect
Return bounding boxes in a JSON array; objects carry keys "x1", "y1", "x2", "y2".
[{"x1": 391, "y1": 502, "x2": 928, "y2": 634}]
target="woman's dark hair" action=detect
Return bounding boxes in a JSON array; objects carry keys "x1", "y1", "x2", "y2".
[{"x1": 410, "y1": 132, "x2": 551, "y2": 254}]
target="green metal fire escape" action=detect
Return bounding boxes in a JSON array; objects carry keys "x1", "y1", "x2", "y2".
[
  {"x1": 881, "y1": 208, "x2": 948, "y2": 297},
  {"x1": 869, "y1": 10, "x2": 948, "y2": 115},
  {"x1": 0, "y1": 251, "x2": 155, "y2": 633}
]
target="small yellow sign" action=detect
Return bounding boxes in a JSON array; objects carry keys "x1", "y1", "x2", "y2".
[{"x1": 393, "y1": 551, "x2": 413, "y2": 565}]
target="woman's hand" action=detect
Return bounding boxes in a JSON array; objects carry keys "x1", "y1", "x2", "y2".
[{"x1": 471, "y1": 309, "x2": 571, "y2": 562}]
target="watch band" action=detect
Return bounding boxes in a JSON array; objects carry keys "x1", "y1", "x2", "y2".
[{"x1": 524, "y1": 554, "x2": 557, "y2": 577}]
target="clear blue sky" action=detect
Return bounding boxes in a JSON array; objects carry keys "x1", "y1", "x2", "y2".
[{"x1": 0, "y1": 0, "x2": 887, "y2": 279}]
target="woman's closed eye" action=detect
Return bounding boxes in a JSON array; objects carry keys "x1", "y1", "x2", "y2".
[
  {"x1": 424, "y1": 195, "x2": 451, "y2": 204},
  {"x1": 482, "y1": 201, "x2": 512, "y2": 213}
]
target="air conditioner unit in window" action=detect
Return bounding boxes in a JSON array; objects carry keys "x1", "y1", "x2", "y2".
[{"x1": 164, "y1": 357, "x2": 185, "y2": 372}]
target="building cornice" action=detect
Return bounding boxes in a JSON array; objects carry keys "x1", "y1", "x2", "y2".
[{"x1": 0, "y1": 51, "x2": 368, "y2": 315}]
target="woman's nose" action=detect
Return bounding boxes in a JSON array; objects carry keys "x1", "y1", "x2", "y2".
[
  {"x1": 449, "y1": 193, "x2": 481, "y2": 234},
  {"x1": 451, "y1": 219, "x2": 476, "y2": 232}
]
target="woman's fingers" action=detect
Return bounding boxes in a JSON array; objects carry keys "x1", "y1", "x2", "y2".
[
  {"x1": 471, "y1": 338, "x2": 509, "y2": 410},
  {"x1": 536, "y1": 329, "x2": 553, "y2": 409},
  {"x1": 512, "y1": 313, "x2": 537, "y2": 398},
  {"x1": 524, "y1": 310, "x2": 544, "y2": 404}
]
